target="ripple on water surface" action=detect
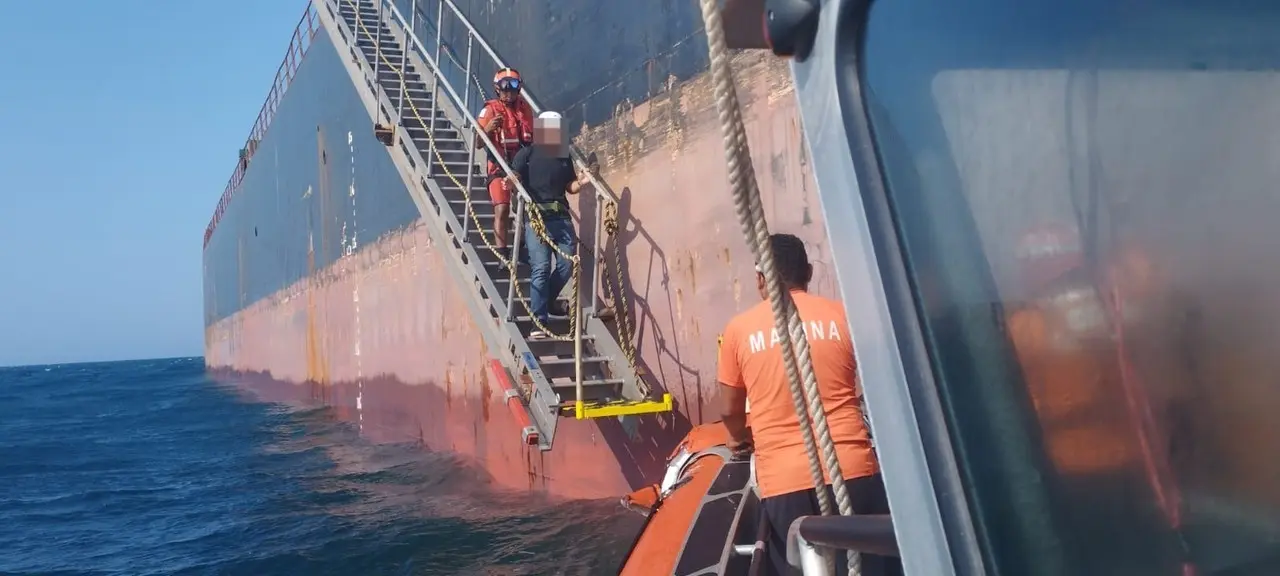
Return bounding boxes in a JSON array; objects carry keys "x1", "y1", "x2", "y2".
[{"x1": 0, "y1": 358, "x2": 641, "y2": 575}]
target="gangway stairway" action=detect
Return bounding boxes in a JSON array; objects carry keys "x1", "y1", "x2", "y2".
[{"x1": 315, "y1": 0, "x2": 673, "y2": 451}]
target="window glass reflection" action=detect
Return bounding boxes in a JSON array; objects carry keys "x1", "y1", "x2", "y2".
[{"x1": 861, "y1": 1, "x2": 1280, "y2": 574}]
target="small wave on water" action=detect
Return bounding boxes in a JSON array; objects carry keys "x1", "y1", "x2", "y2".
[{"x1": 0, "y1": 358, "x2": 641, "y2": 575}]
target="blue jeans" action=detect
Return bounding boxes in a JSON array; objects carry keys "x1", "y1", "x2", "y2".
[{"x1": 525, "y1": 216, "x2": 576, "y2": 323}]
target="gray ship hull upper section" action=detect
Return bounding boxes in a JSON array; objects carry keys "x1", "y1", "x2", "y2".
[
  {"x1": 405, "y1": 0, "x2": 710, "y2": 128},
  {"x1": 202, "y1": 31, "x2": 418, "y2": 326}
]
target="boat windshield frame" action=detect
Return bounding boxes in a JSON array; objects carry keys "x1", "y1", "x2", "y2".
[{"x1": 787, "y1": 1, "x2": 985, "y2": 574}]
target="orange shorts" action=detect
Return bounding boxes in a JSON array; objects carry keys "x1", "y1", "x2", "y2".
[{"x1": 488, "y1": 176, "x2": 511, "y2": 205}]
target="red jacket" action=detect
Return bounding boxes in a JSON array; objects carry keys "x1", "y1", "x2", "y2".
[{"x1": 477, "y1": 98, "x2": 534, "y2": 158}]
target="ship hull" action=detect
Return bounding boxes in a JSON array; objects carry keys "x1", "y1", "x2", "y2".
[{"x1": 203, "y1": 2, "x2": 829, "y2": 500}]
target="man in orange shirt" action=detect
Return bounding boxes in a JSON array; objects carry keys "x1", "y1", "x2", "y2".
[{"x1": 718, "y1": 233, "x2": 900, "y2": 576}]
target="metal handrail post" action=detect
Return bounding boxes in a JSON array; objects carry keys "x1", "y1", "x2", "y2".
[
  {"x1": 462, "y1": 134, "x2": 476, "y2": 238},
  {"x1": 460, "y1": 33, "x2": 475, "y2": 239},
  {"x1": 505, "y1": 198, "x2": 524, "y2": 320},
  {"x1": 423, "y1": 0, "x2": 444, "y2": 177},
  {"x1": 373, "y1": 0, "x2": 383, "y2": 119},
  {"x1": 794, "y1": 533, "x2": 832, "y2": 576},
  {"x1": 573, "y1": 263, "x2": 585, "y2": 417},
  {"x1": 395, "y1": 0, "x2": 415, "y2": 118},
  {"x1": 462, "y1": 35, "x2": 473, "y2": 117},
  {"x1": 786, "y1": 518, "x2": 835, "y2": 576},
  {"x1": 432, "y1": 0, "x2": 444, "y2": 89},
  {"x1": 590, "y1": 190, "x2": 603, "y2": 316}
]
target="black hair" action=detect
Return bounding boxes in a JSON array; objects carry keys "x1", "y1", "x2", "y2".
[{"x1": 767, "y1": 233, "x2": 813, "y2": 289}]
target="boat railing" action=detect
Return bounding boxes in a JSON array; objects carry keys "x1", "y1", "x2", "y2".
[
  {"x1": 786, "y1": 514, "x2": 900, "y2": 575},
  {"x1": 203, "y1": 5, "x2": 319, "y2": 249}
]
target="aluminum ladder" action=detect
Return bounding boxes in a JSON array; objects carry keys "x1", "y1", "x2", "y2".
[{"x1": 314, "y1": 0, "x2": 673, "y2": 451}]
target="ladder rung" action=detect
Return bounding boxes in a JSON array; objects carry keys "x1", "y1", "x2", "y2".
[
  {"x1": 481, "y1": 259, "x2": 523, "y2": 270},
  {"x1": 411, "y1": 127, "x2": 461, "y2": 139},
  {"x1": 513, "y1": 297, "x2": 571, "y2": 308},
  {"x1": 431, "y1": 137, "x2": 468, "y2": 147},
  {"x1": 477, "y1": 249, "x2": 518, "y2": 261},
  {"x1": 352, "y1": 35, "x2": 396, "y2": 44},
  {"x1": 443, "y1": 193, "x2": 489, "y2": 202},
  {"x1": 550, "y1": 377, "x2": 624, "y2": 390},
  {"x1": 514, "y1": 315, "x2": 571, "y2": 324},
  {"x1": 538, "y1": 355, "x2": 609, "y2": 366},
  {"x1": 403, "y1": 119, "x2": 459, "y2": 129},
  {"x1": 356, "y1": 42, "x2": 400, "y2": 51},
  {"x1": 528, "y1": 332, "x2": 593, "y2": 342}
]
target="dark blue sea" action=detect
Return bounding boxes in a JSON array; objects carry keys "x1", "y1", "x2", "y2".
[{"x1": 0, "y1": 358, "x2": 640, "y2": 575}]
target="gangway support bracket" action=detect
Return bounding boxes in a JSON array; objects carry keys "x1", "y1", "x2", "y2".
[
  {"x1": 373, "y1": 122, "x2": 395, "y2": 146},
  {"x1": 493, "y1": 361, "x2": 541, "y2": 447},
  {"x1": 571, "y1": 393, "x2": 675, "y2": 420}
]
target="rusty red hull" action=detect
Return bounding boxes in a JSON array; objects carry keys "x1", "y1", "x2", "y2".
[{"x1": 203, "y1": 22, "x2": 828, "y2": 499}]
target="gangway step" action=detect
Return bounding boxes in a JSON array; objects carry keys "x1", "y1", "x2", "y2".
[
  {"x1": 550, "y1": 376, "x2": 625, "y2": 394},
  {"x1": 537, "y1": 354, "x2": 611, "y2": 366},
  {"x1": 527, "y1": 331, "x2": 594, "y2": 344},
  {"x1": 406, "y1": 126, "x2": 464, "y2": 142},
  {"x1": 550, "y1": 395, "x2": 677, "y2": 420},
  {"x1": 513, "y1": 315, "x2": 573, "y2": 327}
]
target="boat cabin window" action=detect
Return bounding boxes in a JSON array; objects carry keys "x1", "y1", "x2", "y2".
[{"x1": 851, "y1": 0, "x2": 1280, "y2": 573}]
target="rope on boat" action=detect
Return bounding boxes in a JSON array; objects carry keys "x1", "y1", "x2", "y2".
[{"x1": 695, "y1": 1, "x2": 862, "y2": 574}]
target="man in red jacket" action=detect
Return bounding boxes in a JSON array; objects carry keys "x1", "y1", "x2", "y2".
[{"x1": 476, "y1": 67, "x2": 534, "y2": 252}]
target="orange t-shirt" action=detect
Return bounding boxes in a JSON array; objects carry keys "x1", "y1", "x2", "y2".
[{"x1": 717, "y1": 290, "x2": 879, "y2": 498}]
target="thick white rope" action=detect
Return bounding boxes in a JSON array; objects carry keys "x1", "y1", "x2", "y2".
[{"x1": 695, "y1": 1, "x2": 862, "y2": 574}]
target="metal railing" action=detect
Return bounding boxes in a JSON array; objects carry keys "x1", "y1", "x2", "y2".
[
  {"x1": 407, "y1": 0, "x2": 646, "y2": 400},
  {"x1": 203, "y1": 5, "x2": 320, "y2": 249},
  {"x1": 787, "y1": 514, "x2": 899, "y2": 575},
  {"x1": 407, "y1": 0, "x2": 631, "y2": 320}
]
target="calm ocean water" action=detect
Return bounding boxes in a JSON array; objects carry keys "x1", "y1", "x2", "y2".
[{"x1": 0, "y1": 358, "x2": 640, "y2": 576}]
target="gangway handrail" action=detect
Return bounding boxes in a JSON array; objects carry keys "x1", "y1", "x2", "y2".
[
  {"x1": 787, "y1": 514, "x2": 900, "y2": 576},
  {"x1": 380, "y1": 0, "x2": 543, "y2": 216},
  {"x1": 362, "y1": 0, "x2": 589, "y2": 409},
  {"x1": 377, "y1": 0, "x2": 588, "y2": 345},
  {"x1": 420, "y1": 0, "x2": 646, "y2": 395},
  {"x1": 433, "y1": 0, "x2": 638, "y2": 314}
]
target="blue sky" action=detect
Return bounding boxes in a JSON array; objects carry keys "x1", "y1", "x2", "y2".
[{"x1": 0, "y1": 1, "x2": 308, "y2": 366}]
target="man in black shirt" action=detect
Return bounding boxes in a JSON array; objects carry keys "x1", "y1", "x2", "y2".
[{"x1": 509, "y1": 111, "x2": 592, "y2": 335}]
